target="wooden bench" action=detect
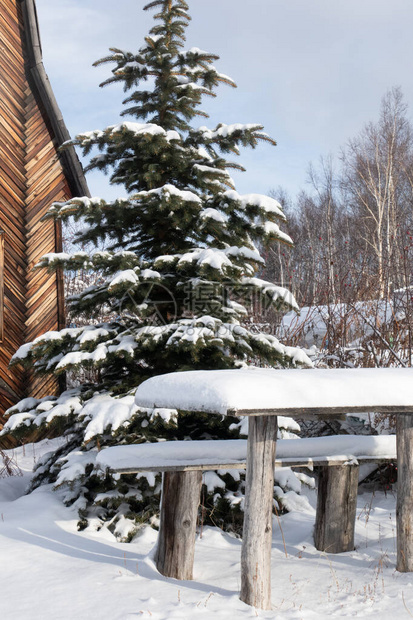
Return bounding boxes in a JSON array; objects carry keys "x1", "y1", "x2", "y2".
[
  {"x1": 130, "y1": 367, "x2": 413, "y2": 609},
  {"x1": 96, "y1": 434, "x2": 396, "y2": 580}
]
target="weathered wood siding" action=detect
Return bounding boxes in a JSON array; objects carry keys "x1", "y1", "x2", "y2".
[{"x1": 0, "y1": 0, "x2": 74, "y2": 419}]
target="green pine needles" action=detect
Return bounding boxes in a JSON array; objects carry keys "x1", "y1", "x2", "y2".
[
  {"x1": 3, "y1": 0, "x2": 310, "y2": 538},
  {"x1": 13, "y1": 0, "x2": 305, "y2": 387}
]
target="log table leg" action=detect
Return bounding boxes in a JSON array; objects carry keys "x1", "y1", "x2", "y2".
[
  {"x1": 155, "y1": 470, "x2": 202, "y2": 580},
  {"x1": 314, "y1": 463, "x2": 359, "y2": 553},
  {"x1": 396, "y1": 414, "x2": 413, "y2": 572},
  {"x1": 240, "y1": 415, "x2": 278, "y2": 610}
]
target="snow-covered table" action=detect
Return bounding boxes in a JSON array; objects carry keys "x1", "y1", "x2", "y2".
[
  {"x1": 134, "y1": 367, "x2": 413, "y2": 610},
  {"x1": 135, "y1": 367, "x2": 413, "y2": 416}
]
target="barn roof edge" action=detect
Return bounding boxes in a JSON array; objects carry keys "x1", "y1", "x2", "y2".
[{"x1": 21, "y1": 0, "x2": 91, "y2": 199}]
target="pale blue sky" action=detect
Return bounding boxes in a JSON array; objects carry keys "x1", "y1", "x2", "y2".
[{"x1": 35, "y1": 0, "x2": 413, "y2": 201}]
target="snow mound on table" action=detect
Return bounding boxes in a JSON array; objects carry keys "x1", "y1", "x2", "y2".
[{"x1": 134, "y1": 367, "x2": 413, "y2": 415}]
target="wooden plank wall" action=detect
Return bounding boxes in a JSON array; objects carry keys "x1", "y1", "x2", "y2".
[
  {"x1": 24, "y1": 86, "x2": 70, "y2": 401},
  {"x1": 0, "y1": 0, "x2": 71, "y2": 421},
  {"x1": 0, "y1": 0, "x2": 29, "y2": 413}
]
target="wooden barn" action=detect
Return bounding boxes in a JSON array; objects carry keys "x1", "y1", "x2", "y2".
[{"x1": 0, "y1": 0, "x2": 88, "y2": 420}]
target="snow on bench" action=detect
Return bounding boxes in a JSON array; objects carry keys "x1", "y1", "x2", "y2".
[
  {"x1": 96, "y1": 433, "x2": 396, "y2": 582},
  {"x1": 130, "y1": 367, "x2": 413, "y2": 609},
  {"x1": 96, "y1": 434, "x2": 397, "y2": 473}
]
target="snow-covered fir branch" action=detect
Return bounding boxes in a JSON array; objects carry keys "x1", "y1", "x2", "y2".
[{"x1": 4, "y1": 0, "x2": 310, "y2": 538}]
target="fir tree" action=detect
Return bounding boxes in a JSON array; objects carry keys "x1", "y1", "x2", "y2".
[{"x1": 3, "y1": 0, "x2": 311, "y2": 538}]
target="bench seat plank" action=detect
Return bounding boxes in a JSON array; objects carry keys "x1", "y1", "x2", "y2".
[
  {"x1": 98, "y1": 455, "x2": 396, "y2": 474},
  {"x1": 95, "y1": 435, "x2": 396, "y2": 474}
]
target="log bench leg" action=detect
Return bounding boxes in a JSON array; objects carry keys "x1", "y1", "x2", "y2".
[
  {"x1": 240, "y1": 415, "x2": 278, "y2": 610},
  {"x1": 396, "y1": 414, "x2": 413, "y2": 572},
  {"x1": 155, "y1": 470, "x2": 202, "y2": 580},
  {"x1": 314, "y1": 463, "x2": 359, "y2": 554}
]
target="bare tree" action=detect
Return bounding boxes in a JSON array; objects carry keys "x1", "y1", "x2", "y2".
[{"x1": 341, "y1": 87, "x2": 413, "y2": 298}]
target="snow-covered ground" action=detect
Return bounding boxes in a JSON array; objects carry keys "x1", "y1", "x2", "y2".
[{"x1": 0, "y1": 439, "x2": 412, "y2": 619}]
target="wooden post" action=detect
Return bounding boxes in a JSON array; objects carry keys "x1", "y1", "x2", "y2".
[
  {"x1": 396, "y1": 414, "x2": 413, "y2": 572},
  {"x1": 314, "y1": 463, "x2": 359, "y2": 554},
  {"x1": 240, "y1": 415, "x2": 278, "y2": 610},
  {"x1": 155, "y1": 470, "x2": 202, "y2": 580}
]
